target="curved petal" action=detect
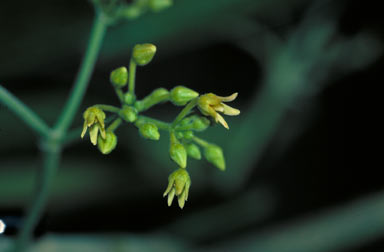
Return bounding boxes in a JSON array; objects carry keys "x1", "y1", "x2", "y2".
[
  {"x1": 89, "y1": 125, "x2": 99, "y2": 145},
  {"x1": 81, "y1": 121, "x2": 88, "y2": 138},
  {"x1": 222, "y1": 103, "x2": 240, "y2": 116},
  {"x1": 167, "y1": 188, "x2": 176, "y2": 206},
  {"x1": 163, "y1": 177, "x2": 175, "y2": 197},
  {"x1": 217, "y1": 92, "x2": 238, "y2": 102},
  {"x1": 216, "y1": 113, "x2": 229, "y2": 129}
]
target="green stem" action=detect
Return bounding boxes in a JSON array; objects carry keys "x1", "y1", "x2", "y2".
[
  {"x1": 193, "y1": 136, "x2": 209, "y2": 147},
  {"x1": 107, "y1": 118, "x2": 122, "y2": 131},
  {"x1": 114, "y1": 88, "x2": 125, "y2": 103},
  {"x1": 128, "y1": 59, "x2": 137, "y2": 98},
  {"x1": 55, "y1": 11, "x2": 108, "y2": 134},
  {"x1": 0, "y1": 85, "x2": 51, "y2": 138},
  {"x1": 138, "y1": 115, "x2": 170, "y2": 131},
  {"x1": 13, "y1": 141, "x2": 61, "y2": 252},
  {"x1": 172, "y1": 98, "x2": 198, "y2": 127},
  {"x1": 94, "y1": 104, "x2": 121, "y2": 113}
]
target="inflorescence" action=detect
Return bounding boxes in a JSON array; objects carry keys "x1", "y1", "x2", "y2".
[{"x1": 81, "y1": 43, "x2": 240, "y2": 209}]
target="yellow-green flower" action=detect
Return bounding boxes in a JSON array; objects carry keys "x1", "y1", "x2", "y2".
[
  {"x1": 197, "y1": 93, "x2": 240, "y2": 129},
  {"x1": 81, "y1": 107, "x2": 106, "y2": 145},
  {"x1": 163, "y1": 168, "x2": 191, "y2": 209}
]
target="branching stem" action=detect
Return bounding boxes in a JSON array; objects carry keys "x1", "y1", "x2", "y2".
[
  {"x1": 0, "y1": 85, "x2": 51, "y2": 138},
  {"x1": 172, "y1": 98, "x2": 198, "y2": 127}
]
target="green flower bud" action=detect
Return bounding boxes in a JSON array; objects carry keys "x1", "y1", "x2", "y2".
[
  {"x1": 124, "y1": 93, "x2": 135, "y2": 105},
  {"x1": 134, "y1": 88, "x2": 169, "y2": 111},
  {"x1": 204, "y1": 144, "x2": 225, "y2": 171},
  {"x1": 163, "y1": 168, "x2": 191, "y2": 209},
  {"x1": 149, "y1": 0, "x2": 173, "y2": 12},
  {"x1": 185, "y1": 143, "x2": 201, "y2": 160},
  {"x1": 120, "y1": 5, "x2": 143, "y2": 19},
  {"x1": 132, "y1": 43, "x2": 157, "y2": 66},
  {"x1": 110, "y1": 66, "x2": 128, "y2": 88},
  {"x1": 119, "y1": 105, "x2": 138, "y2": 123},
  {"x1": 170, "y1": 86, "x2": 199, "y2": 106},
  {"x1": 178, "y1": 116, "x2": 193, "y2": 127},
  {"x1": 175, "y1": 130, "x2": 194, "y2": 140},
  {"x1": 191, "y1": 116, "x2": 210, "y2": 131},
  {"x1": 182, "y1": 131, "x2": 194, "y2": 140},
  {"x1": 175, "y1": 131, "x2": 183, "y2": 139},
  {"x1": 175, "y1": 115, "x2": 210, "y2": 132},
  {"x1": 170, "y1": 133, "x2": 187, "y2": 168},
  {"x1": 97, "y1": 131, "x2": 117, "y2": 155},
  {"x1": 139, "y1": 122, "x2": 160, "y2": 140}
]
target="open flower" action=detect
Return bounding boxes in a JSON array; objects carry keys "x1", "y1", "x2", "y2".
[
  {"x1": 197, "y1": 93, "x2": 240, "y2": 129},
  {"x1": 81, "y1": 107, "x2": 106, "y2": 145},
  {"x1": 163, "y1": 168, "x2": 191, "y2": 209}
]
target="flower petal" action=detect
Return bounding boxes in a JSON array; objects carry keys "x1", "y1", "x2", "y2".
[
  {"x1": 184, "y1": 180, "x2": 191, "y2": 201},
  {"x1": 86, "y1": 112, "x2": 96, "y2": 127},
  {"x1": 96, "y1": 112, "x2": 106, "y2": 128},
  {"x1": 217, "y1": 92, "x2": 238, "y2": 102},
  {"x1": 81, "y1": 121, "x2": 88, "y2": 138},
  {"x1": 216, "y1": 113, "x2": 229, "y2": 129},
  {"x1": 222, "y1": 103, "x2": 240, "y2": 116},
  {"x1": 213, "y1": 104, "x2": 224, "y2": 112},
  {"x1": 163, "y1": 177, "x2": 175, "y2": 197},
  {"x1": 174, "y1": 178, "x2": 186, "y2": 196},
  {"x1": 99, "y1": 125, "x2": 107, "y2": 139},
  {"x1": 178, "y1": 189, "x2": 186, "y2": 209},
  {"x1": 89, "y1": 125, "x2": 99, "y2": 145},
  {"x1": 167, "y1": 188, "x2": 176, "y2": 207}
]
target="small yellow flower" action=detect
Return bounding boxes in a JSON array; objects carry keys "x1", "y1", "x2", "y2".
[
  {"x1": 81, "y1": 107, "x2": 106, "y2": 145},
  {"x1": 163, "y1": 168, "x2": 191, "y2": 209},
  {"x1": 197, "y1": 93, "x2": 240, "y2": 129}
]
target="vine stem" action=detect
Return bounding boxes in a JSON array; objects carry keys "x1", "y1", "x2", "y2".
[
  {"x1": 128, "y1": 59, "x2": 137, "y2": 98},
  {"x1": 0, "y1": 85, "x2": 51, "y2": 138},
  {"x1": 172, "y1": 98, "x2": 198, "y2": 127},
  {"x1": 193, "y1": 136, "x2": 210, "y2": 147},
  {"x1": 11, "y1": 9, "x2": 109, "y2": 252},
  {"x1": 94, "y1": 104, "x2": 121, "y2": 113},
  {"x1": 13, "y1": 141, "x2": 61, "y2": 252},
  {"x1": 54, "y1": 10, "x2": 108, "y2": 135},
  {"x1": 107, "y1": 118, "x2": 122, "y2": 131}
]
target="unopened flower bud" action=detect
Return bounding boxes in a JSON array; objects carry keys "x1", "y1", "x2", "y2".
[
  {"x1": 110, "y1": 66, "x2": 128, "y2": 88},
  {"x1": 170, "y1": 86, "x2": 199, "y2": 106},
  {"x1": 149, "y1": 0, "x2": 173, "y2": 12},
  {"x1": 185, "y1": 143, "x2": 201, "y2": 160},
  {"x1": 175, "y1": 115, "x2": 210, "y2": 132},
  {"x1": 182, "y1": 131, "x2": 194, "y2": 140},
  {"x1": 120, "y1": 5, "x2": 143, "y2": 19},
  {"x1": 97, "y1": 131, "x2": 118, "y2": 155},
  {"x1": 169, "y1": 133, "x2": 187, "y2": 168},
  {"x1": 175, "y1": 131, "x2": 193, "y2": 140},
  {"x1": 204, "y1": 144, "x2": 225, "y2": 171},
  {"x1": 191, "y1": 117, "x2": 210, "y2": 131},
  {"x1": 132, "y1": 43, "x2": 157, "y2": 66},
  {"x1": 139, "y1": 122, "x2": 160, "y2": 140},
  {"x1": 134, "y1": 88, "x2": 169, "y2": 111},
  {"x1": 119, "y1": 105, "x2": 138, "y2": 123},
  {"x1": 124, "y1": 93, "x2": 135, "y2": 105}
]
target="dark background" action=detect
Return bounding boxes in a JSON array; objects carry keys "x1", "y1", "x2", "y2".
[{"x1": 0, "y1": 0, "x2": 382, "y2": 251}]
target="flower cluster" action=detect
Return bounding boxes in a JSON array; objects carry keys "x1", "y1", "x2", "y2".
[{"x1": 81, "y1": 43, "x2": 240, "y2": 209}]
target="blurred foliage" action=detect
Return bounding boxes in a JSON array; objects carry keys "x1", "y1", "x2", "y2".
[{"x1": 1, "y1": 0, "x2": 383, "y2": 251}]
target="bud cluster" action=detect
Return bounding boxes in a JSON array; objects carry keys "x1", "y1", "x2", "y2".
[{"x1": 81, "y1": 43, "x2": 240, "y2": 209}]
